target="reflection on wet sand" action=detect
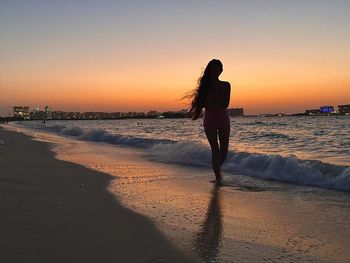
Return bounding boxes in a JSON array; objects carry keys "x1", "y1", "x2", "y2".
[{"x1": 194, "y1": 185, "x2": 223, "y2": 262}]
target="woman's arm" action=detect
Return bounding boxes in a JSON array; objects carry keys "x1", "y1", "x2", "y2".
[{"x1": 223, "y1": 82, "x2": 231, "y2": 108}]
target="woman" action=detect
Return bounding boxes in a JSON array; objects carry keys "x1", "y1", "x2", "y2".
[{"x1": 188, "y1": 59, "x2": 231, "y2": 184}]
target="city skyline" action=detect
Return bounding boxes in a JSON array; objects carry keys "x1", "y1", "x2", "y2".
[
  {"x1": 6, "y1": 103, "x2": 349, "y2": 119},
  {"x1": 1, "y1": 1, "x2": 350, "y2": 114}
]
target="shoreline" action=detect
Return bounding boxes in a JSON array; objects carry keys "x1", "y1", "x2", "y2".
[
  {"x1": 2, "y1": 125, "x2": 350, "y2": 263},
  {"x1": 0, "y1": 127, "x2": 196, "y2": 262},
  {"x1": 6, "y1": 118, "x2": 350, "y2": 188}
]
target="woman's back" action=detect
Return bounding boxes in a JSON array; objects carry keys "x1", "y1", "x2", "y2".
[
  {"x1": 203, "y1": 81, "x2": 231, "y2": 129},
  {"x1": 205, "y1": 81, "x2": 231, "y2": 109}
]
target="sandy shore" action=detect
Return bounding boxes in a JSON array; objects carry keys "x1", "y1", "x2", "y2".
[
  {"x1": 0, "y1": 127, "x2": 197, "y2": 263},
  {"x1": 47, "y1": 128, "x2": 350, "y2": 263},
  {"x1": 2, "y1": 124, "x2": 350, "y2": 263}
]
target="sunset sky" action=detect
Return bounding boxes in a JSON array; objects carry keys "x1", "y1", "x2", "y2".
[{"x1": 1, "y1": 0, "x2": 349, "y2": 115}]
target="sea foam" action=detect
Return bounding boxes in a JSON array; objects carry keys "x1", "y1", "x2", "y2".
[{"x1": 25, "y1": 123, "x2": 350, "y2": 192}]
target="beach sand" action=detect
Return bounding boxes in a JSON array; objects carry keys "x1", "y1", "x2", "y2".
[
  {"x1": 1, "y1": 125, "x2": 350, "y2": 263},
  {"x1": 0, "y1": 127, "x2": 197, "y2": 263},
  {"x1": 55, "y1": 140, "x2": 350, "y2": 263}
]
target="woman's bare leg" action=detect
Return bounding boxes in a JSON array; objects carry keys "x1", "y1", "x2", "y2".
[
  {"x1": 218, "y1": 126, "x2": 230, "y2": 166},
  {"x1": 205, "y1": 128, "x2": 222, "y2": 181}
]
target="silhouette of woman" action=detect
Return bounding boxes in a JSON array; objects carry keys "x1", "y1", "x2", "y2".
[{"x1": 188, "y1": 59, "x2": 231, "y2": 184}]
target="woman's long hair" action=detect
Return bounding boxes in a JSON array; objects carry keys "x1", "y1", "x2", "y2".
[{"x1": 185, "y1": 59, "x2": 223, "y2": 120}]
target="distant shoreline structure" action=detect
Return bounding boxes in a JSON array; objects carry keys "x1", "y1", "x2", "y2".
[
  {"x1": 1, "y1": 104, "x2": 349, "y2": 122},
  {"x1": 2, "y1": 107, "x2": 245, "y2": 121}
]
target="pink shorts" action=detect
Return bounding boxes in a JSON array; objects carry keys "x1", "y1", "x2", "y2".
[{"x1": 203, "y1": 108, "x2": 230, "y2": 129}]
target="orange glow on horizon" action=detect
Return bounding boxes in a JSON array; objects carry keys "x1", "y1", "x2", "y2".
[{"x1": 2, "y1": 57, "x2": 349, "y2": 114}]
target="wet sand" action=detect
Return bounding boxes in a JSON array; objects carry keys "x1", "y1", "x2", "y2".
[
  {"x1": 0, "y1": 127, "x2": 196, "y2": 262},
  {"x1": 2, "y1": 125, "x2": 350, "y2": 263},
  {"x1": 52, "y1": 131, "x2": 350, "y2": 263}
]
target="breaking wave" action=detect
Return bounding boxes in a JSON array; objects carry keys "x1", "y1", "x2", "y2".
[
  {"x1": 26, "y1": 123, "x2": 350, "y2": 192},
  {"x1": 149, "y1": 142, "x2": 350, "y2": 191}
]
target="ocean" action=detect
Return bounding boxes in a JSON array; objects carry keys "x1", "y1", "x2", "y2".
[{"x1": 20, "y1": 116, "x2": 350, "y2": 192}]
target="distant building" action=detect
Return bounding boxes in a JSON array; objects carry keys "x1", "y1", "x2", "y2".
[
  {"x1": 305, "y1": 109, "x2": 320, "y2": 116},
  {"x1": 30, "y1": 110, "x2": 46, "y2": 120},
  {"x1": 338, "y1": 104, "x2": 350, "y2": 115},
  {"x1": 45, "y1": 106, "x2": 52, "y2": 119},
  {"x1": 51, "y1": 111, "x2": 65, "y2": 119},
  {"x1": 13, "y1": 106, "x2": 30, "y2": 119},
  {"x1": 320, "y1": 106, "x2": 334, "y2": 114},
  {"x1": 228, "y1": 108, "x2": 244, "y2": 117}
]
